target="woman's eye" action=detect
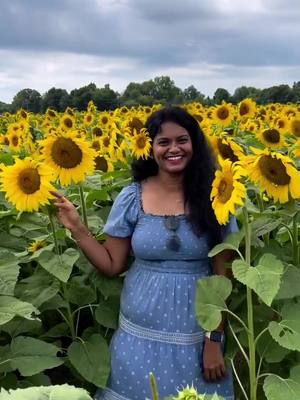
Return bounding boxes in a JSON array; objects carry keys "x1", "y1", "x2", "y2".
[
  {"x1": 178, "y1": 138, "x2": 188, "y2": 143},
  {"x1": 158, "y1": 141, "x2": 169, "y2": 146}
]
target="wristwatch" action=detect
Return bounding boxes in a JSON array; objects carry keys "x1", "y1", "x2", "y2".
[{"x1": 205, "y1": 331, "x2": 224, "y2": 342}]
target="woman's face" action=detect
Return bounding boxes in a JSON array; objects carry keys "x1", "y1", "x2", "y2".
[{"x1": 152, "y1": 121, "x2": 193, "y2": 175}]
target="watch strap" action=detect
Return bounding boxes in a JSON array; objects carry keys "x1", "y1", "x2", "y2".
[{"x1": 205, "y1": 331, "x2": 224, "y2": 342}]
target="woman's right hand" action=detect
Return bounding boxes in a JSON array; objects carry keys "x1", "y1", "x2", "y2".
[{"x1": 51, "y1": 191, "x2": 84, "y2": 233}]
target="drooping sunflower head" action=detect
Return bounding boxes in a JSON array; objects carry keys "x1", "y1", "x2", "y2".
[
  {"x1": 0, "y1": 158, "x2": 56, "y2": 212},
  {"x1": 210, "y1": 157, "x2": 246, "y2": 225},
  {"x1": 40, "y1": 131, "x2": 97, "y2": 186},
  {"x1": 210, "y1": 136, "x2": 244, "y2": 163},
  {"x1": 241, "y1": 148, "x2": 300, "y2": 203}
]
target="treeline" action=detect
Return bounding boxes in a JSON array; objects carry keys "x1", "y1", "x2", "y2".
[{"x1": 1, "y1": 76, "x2": 300, "y2": 114}]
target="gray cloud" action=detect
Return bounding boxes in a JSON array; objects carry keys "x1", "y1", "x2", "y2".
[{"x1": 0, "y1": 0, "x2": 299, "y2": 102}]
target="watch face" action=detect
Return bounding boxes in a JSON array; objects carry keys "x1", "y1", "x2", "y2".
[{"x1": 210, "y1": 331, "x2": 223, "y2": 342}]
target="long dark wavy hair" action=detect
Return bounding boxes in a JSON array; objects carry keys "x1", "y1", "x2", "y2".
[{"x1": 131, "y1": 106, "x2": 224, "y2": 248}]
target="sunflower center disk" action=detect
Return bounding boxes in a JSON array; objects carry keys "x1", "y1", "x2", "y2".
[
  {"x1": 258, "y1": 155, "x2": 291, "y2": 186},
  {"x1": 136, "y1": 137, "x2": 147, "y2": 149},
  {"x1": 218, "y1": 178, "x2": 233, "y2": 203},
  {"x1": 51, "y1": 138, "x2": 83, "y2": 168},
  {"x1": 12, "y1": 135, "x2": 19, "y2": 146},
  {"x1": 291, "y1": 120, "x2": 300, "y2": 137},
  {"x1": 217, "y1": 107, "x2": 229, "y2": 120},
  {"x1": 217, "y1": 140, "x2": 238, "y2": 162},
  {"x1": 95, "y1": 156, "x2": 108, "y2": 172},
  {"x1": 262, "y1": 129, "x2": 280, "y2": 143},
  {"x1": 18, "y1": 167, "x2": 41, "y2": 194},
  {"x1": 239, "y1": 104, "x2": 249, "y2": 116}
]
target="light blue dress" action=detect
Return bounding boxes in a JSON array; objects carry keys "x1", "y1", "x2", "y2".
[{"x1": 95, "y1": 182, "x2": 237, "y2": 400}]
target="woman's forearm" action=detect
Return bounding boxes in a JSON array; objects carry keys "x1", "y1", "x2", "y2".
[{"x1": 70, "y1": 224, "x2": 114, "y2": 276}]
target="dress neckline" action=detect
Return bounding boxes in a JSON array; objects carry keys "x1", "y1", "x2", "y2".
[{"x1": 136, "y1": 181, "x2": 187, "y2": 219}]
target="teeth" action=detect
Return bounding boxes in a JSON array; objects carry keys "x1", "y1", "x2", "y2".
[{"x1": 167, "y1": 156, "x2": 182, "y2": 160}]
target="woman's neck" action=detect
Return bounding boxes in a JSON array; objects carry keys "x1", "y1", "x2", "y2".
[{"x1": 153, "y1": 171, "x2": 184, "y2": 192}]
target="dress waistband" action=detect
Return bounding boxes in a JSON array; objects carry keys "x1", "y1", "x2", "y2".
[
  {"x1": 133, "y1": 258, "x2": 210, "y2": 274},
  {"x1": 119, "y1": 313, "x2": 204, "y2": 345}
]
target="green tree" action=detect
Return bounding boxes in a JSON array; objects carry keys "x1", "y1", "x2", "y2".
[
  {"x1": 41, "y1": 88, "x2": 69, "y2": 112},
  {"x1": 69, "y1": 83, "x2": 97, "y2": 111},
  {"x1": 151, "y1": 76, "x2": 183, "y2": 104},
  {"x1": 257, "y1": 84, "x2": 295, "y2": 104},
  {"x1": 212, "y1": 88, "x2": 231, "y2": 104},
  {"x1": 183, "y1": 85, "x2": 205, "y2": 103},
  {"x1": 93, "y1": 84, "x2": 120, "y2": 111},
  {"x1": 231, "y1": 86, "x2": 261, "y2": 103},
  {"x1": 292, "y1": 81, "x2": 300, "y2": 102},
  {"x1": 11, "y1": 89, "x2": 42, "y2": 113},
  {"x1": 0, "y1": 101, "x2": 11, "y2": 114}
]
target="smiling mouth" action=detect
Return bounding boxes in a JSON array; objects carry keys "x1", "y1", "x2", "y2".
[{"x1": 165, "y1": 155, "x2": 184, "y2": 160}]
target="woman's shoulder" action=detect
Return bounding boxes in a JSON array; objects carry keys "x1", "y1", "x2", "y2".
[{"x1": 113, "y1": 181, "x2": 140, "y2": 209}]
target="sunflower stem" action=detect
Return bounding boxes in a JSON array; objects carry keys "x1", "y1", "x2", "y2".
[
  {"x1": 79, "y1": 185, "x2": 88, "y2": 228},
  {"x1": 256, "y1": 193, "x2": 269, "y2": 246},
  {"x1": 292, "y1": 211, "x2": 299, "y2": 267},
  {"x1": 149, "y1": 372, "x2": 160, "y2": 400},
  {"x1": 48, "y1": 209, "x2": 60, "y2": 255},
  {"x1": 243, "y1": 207, "x2": 257, "y2": 400}
]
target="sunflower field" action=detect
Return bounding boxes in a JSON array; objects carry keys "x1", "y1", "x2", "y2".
[{"x1": 0, "y1": 100, "x2": 299, "y2": 400}]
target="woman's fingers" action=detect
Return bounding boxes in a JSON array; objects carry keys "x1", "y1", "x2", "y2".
[{"x1": 203, "y1": 364, "x2": 226, "y2": 381}]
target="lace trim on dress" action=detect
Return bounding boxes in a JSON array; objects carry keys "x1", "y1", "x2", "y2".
[{"x1": 119, "y1": 313, "x2": 204, "y2": 345}]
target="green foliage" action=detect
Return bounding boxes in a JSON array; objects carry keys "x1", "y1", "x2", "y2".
[
  {"x1": 263, "y1": 366, "x2": 300, "y2": 400},
  {"x1": 0, "y1": 384, "x2": 92, "y2": 400},
  {"x1": 68, "y1": 334, "x2": 110, "y2": 387},
  {"x1": 195, "y1": 276, "x2": 232, "y2": 331},
  {"x1": 232, "y1": 254, "x2": 284, "y2": 306}
]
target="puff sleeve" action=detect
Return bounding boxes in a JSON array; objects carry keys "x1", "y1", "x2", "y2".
[{"x1": 103, "y1": 183, "x2": 139, "y2": 237}]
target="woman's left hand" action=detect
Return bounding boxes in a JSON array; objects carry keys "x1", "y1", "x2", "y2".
[{"x1": 202, "y1": 338, "x2": 227, "y2": 381}]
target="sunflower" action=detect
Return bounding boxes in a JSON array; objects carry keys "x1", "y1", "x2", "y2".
[
  {"x1": 274, "y1": 115, "x2": 289, "y2": 133},
  {"x1": 7, "y1": 130, "x2": 23, "y2": 152},
  {"x1": 92, "y1": 126, "x2": 104, "y2": 137},
  {"x1": 210, "y1": 158, "x2": 246, "y2": 225},
  {"x1": 289, "y1": 117, "x2": 300, "y2": 138},
  {"x1": 18, "y1": 109, "x2": 28, "y2": 120},
  {"x1": 40, "y1": 131, "x2": 96, "y2": 186},
  {"x1": 256, "y1": 126, "x2": 286, "y2": 149},
  {"x1": 46, "y1": 109, "x2": 57, "y2": 120},
  {"x1": 100, "y1": 133, "x2": 117, "y2": 155},
  {"x1": 83, "y1": 112, "x2": 95, "y2": 126},
  {"x1": 123, "y1": 115, "x2": 145, "y2": 137},
  {"x1": 94, "y1": 155, "x2": 114, "y2": 173},
  {"x1": 241, "y1": 148, "x2": 300, "y2": 203},
  {"x1": 98, "y1": 112, "x2": 112, "y2": 128},
  {"x1": 28, "y1": 239, "x2": 47, "y2": 253},
  {"x1": 130, "y1": 129, "x2": 152, "y2": 159},
  {"x1": 211, "y1": 103, "x2": 235, "y2": 127},
  {"x1": 0, "y1": 158, "x2": 56, "y2": 212},
  {"x1": 237, "y1": 98, "x2": 257, "y2": 120},
  {"x1": 210, "y1": 136, "x2": 244, "y2": 163},
  {"x1": 59, "y1": 114, "x2": 76, "y2": 131}
]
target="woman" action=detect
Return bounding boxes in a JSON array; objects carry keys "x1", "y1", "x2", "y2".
[{"x1": 53, "y1": 106, "x2": 237, "y2": 400}]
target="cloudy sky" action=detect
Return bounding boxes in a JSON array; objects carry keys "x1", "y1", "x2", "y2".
[{"x1": 0, "y1": 0, "x2": 299, "y2": 103}]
